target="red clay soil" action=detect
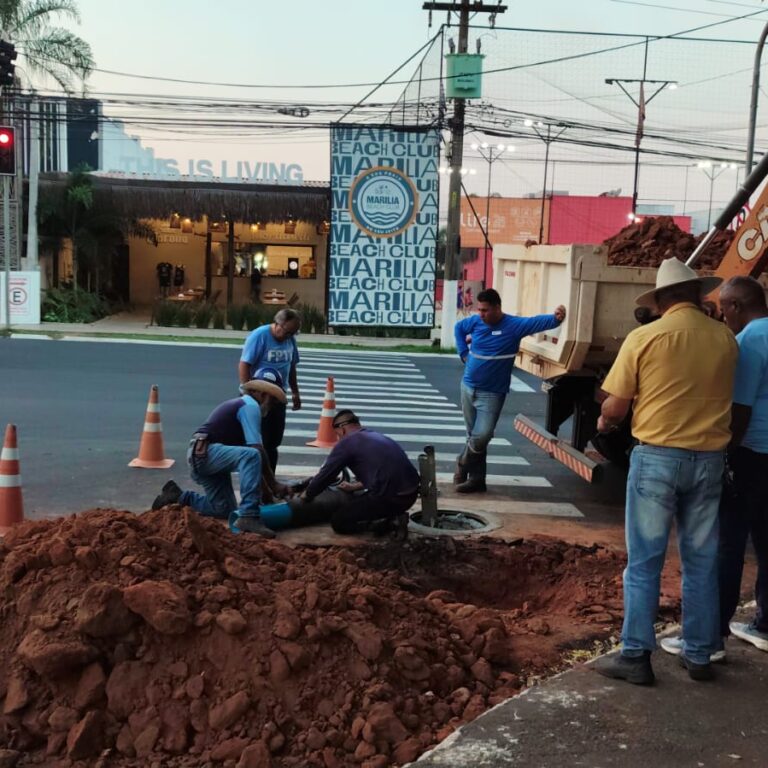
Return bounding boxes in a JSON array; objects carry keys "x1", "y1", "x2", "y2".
[
  {"x1": 604, "y1": 215, "x2": 735, "y2": 270},
  {"x1": 0, "y1": 509, "x2": 681, "y2": 768}
]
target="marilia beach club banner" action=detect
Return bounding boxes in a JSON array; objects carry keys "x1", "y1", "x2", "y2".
[{"x1": 329, "y1": 125, "x2": 439, "y2": 326}]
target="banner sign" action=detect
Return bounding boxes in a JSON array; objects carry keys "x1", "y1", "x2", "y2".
[
  {"x1": 329, "y1": 125, "x2": 438, "y2": 326},
  {"x1": 0, "y1": 270, "x2": 41, "y2": 324}
]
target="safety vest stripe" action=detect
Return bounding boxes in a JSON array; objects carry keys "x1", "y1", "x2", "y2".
[{"x1": 469, "y1": 352, "x2": 517, "y2": 360}]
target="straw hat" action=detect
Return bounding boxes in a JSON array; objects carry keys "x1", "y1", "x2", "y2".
[
  {"x1": 242, "y1": 368, "x2": 287, "y2": 403},
  {"x1": 635, "y1": 257, "x2": 722, "y2": 308}
]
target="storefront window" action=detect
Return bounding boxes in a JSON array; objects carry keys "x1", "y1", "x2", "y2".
[{"x1": 215, "y1": 243, "x2": 316, "y2": 279}]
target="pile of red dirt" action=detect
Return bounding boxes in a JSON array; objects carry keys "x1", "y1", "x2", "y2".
[
  {"x1": 0, "y1": 509, "x2": 681, "y2": 767},
  {"x1": 604, "y1": 216, "x2": 734, "y2": 270}
]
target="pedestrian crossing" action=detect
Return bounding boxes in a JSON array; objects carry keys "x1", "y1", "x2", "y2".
[{"x1": 276, "y1": 349, "x2": 551, "y2": 489}]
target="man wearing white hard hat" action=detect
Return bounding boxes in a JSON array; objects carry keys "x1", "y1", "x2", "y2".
[{"x1": 594, "y1": 257, "x2": 738, "y2": 685}]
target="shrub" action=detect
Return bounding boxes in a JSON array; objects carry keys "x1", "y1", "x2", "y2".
[
  {"x1": 295, "y1": 302, "x2": 326, "y2": 334},
  {"x1": 153, "y1": 300, "x2": 178, "y2": 327},
  {"x1": 227, "y1": 304, "x2": 246, "y2": 331},
  {"x1": 174, "y1": 303, "x2": 194, "y2": 327},
  {"x1": 42, "y1": 286, "x2": 110, "y2": 324},
  {"x1": 193, "y1": 302, "x2": 214, "y2": 329},
  {"x1": 212, "y1": 308, "x2": 225, "y2": 329}
]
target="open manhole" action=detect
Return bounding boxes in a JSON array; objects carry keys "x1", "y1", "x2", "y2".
[{"x1": 408, "y1": 508, "x2": 497, "y2": 535}]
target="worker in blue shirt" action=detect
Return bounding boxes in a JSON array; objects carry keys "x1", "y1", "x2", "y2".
[{"x1": 453, "y1": 288, "x2": 566, "y2": 492}]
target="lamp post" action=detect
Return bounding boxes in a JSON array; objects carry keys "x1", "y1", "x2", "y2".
[
  {"x1": 469, "y1": 141, "x2": 514, "y2": 286},
  {"x1": 698, "y1": 161, "x2": 738, "y2": 230}
]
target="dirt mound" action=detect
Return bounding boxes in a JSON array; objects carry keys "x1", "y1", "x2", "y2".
[
  {"x1": 604, "y1": 216, "x2": 734, "y2": 270},
  {"x1": 0, "y1": 509, "x2": 680, "y2": 767}
]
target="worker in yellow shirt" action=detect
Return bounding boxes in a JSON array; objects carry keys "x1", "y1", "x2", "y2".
[{"x1": 594, "y1": 258, "x2": 738, "y2": 686}]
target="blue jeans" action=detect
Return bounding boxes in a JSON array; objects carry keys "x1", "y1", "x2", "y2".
[
  {"x1": 622, "y1": 444, "x2": 723, "y2": 664},
  {"x1": 460, "y1": 382, "x2": 506, "y2": 453},
  {"x1": 719, "y1": 447, "x2": 768, "y2": 635},
  {"x1": 179, "y1": 442, "x2": 262, "y2": 520}
]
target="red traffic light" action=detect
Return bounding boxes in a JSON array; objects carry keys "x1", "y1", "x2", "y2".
[{"x1": 0, "y1": 131, "x2": 11, "y2": 145}]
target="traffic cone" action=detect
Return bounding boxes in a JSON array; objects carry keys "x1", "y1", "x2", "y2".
[
  {"x1": 306, "y1": 377, "x2": 338, "y2": 448},
  {"x1": 0, "y1": 424, "x2": 24, "y2": 530},
  {"x1": 129, "y1": 385, "x2": 175, "y2": 469}
]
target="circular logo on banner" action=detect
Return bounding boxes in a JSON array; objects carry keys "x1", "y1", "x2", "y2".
[{"x1": 349, "y1": 166, "x2": 418, "y2": 238}]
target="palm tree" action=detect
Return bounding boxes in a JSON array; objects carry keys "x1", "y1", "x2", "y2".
[{"x1": 0, "y1": 0, "x2": 94, "y2": 90}]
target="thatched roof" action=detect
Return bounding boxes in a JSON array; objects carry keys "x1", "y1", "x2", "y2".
[{"x1": 38, "y1": 173, "x2": 330, "y2": 225}]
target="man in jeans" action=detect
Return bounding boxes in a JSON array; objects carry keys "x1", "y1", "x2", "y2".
[
  {"x1": 595, "y1": 258, "x2": 737, "y2": 684},
  {"x1": 151, "y1": 368, "x2": 290, "y2": 538},
  {"x1": 663, "y1": 276, "x2": 768, "y2": 659},
  {"x1": 453, "y1": 288, "x2": 565, "y2": 493}
]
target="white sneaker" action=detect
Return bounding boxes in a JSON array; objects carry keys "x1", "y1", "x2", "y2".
[
  {"x1": 729, "y1": 621, "x2": 768, "y2": 652},
  {"x1": 660, "y1": 636, "x2": 726, "y2": 663}
]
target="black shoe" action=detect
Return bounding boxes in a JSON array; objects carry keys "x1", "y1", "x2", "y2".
[
  {"x1": 232, "y1": 516, "x2": 276, "y2": 539},
  {"x1": 152, "y1": 480, "x2": 182, "y2": 510},
  {"x1": 678, "y1": 654, "x2": 715, "y2": 681},
  {"x1": 595, "y1": 651, "x2": 655, "y2": 685},
  {"x1": 455, "y1": 476, "x2": 487, "y2": 494}
]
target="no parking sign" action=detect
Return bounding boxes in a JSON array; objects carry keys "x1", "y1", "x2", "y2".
[{"x1": 0, "y1": 271, "x2": 40, "y2": 324}]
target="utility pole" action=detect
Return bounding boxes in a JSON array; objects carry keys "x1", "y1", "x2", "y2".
[
  {"x1": 423, "y1": 0, "x2": 506, "y2": 349},
  {"x1": 606, "y1": 38, "x2": 676, "y2": 219}
]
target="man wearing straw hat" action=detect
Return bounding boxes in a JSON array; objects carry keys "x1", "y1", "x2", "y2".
[
  {"x1": 151, "y1": 368, "x2": 290, "y2": 538},
  {"x1": 594, "y1": 257, "x2": 738, "y2": 685}
]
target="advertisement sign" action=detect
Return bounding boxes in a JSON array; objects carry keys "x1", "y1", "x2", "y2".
[
  {"x1": 460, "y1": 197, "x2": 548, "y2": 248},
  {"x1": 329, "y1": 125, "x2": 438, "y2": 326},
  {"x1": 0, "y1": 271, "x2": 41, "y2": 324}
]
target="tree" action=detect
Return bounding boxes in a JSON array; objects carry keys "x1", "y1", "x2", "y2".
[
  {"x1": 38, "y1": 166, "x2": 157, "y2": 295},
  {"x1": 0, "y1": 0, "x2": 94, "y2": 90}
]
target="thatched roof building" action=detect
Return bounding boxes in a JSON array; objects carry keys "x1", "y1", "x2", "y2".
[{"x1": 39, "y1": 173, "x2": 330, "y2": 224}]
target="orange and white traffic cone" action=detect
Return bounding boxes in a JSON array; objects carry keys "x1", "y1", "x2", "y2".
[
  {"x1": 306, "y1": 377, "x2": 338, "y2": 448},
  {"x1": 129, "y1": 385, "x2": 175, "y2": 469},
  {"x1": 0, "y1": 424, "x2": 24, "y2": 531}
]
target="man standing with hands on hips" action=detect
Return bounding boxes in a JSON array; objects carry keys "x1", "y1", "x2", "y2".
[
  {"x1": 595, "y1": 258, "x2": 737, "y2": 685},
  {"x1": 453, "y1": 288, "x2": 566, "y2": 493},
  {"x1": 239, "y1": 308, "x2": 302, "y2": 472}
]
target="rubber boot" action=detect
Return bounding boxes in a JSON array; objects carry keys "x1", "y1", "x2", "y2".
[
  {"x1": 455, "y1": 450, "x2": 487, "y2": 494},
  {"x1": 453, "y1": 444, "x2": 470, "y2": 485}
]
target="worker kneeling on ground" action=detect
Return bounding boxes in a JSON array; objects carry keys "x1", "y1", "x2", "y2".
[
  {"x1": 299, "y1": 409, "x2": 420, "y2": 535},
  {"x1": 151, "y1": 368, "x2": 291, "y2": 538}
]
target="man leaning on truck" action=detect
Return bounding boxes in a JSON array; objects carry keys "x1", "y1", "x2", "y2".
[
  {"x1": 595, "y1": 257, "x2": 738, "y2": 685},
  {"x1": 453, "y1": 288, "x2": 566, "y2": 493}
]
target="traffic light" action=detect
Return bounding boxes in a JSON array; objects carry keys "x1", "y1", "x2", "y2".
[
  {"x1": 0, "y1": 127, "x2": 16, "y2": 176},
  {"x1": 0, "y1": 40, "x2": 16, "y2": 88}
]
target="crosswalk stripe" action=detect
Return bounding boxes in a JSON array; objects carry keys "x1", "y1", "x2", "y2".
[
  {"x1": 299, "y1": 359, "x2": 418, "y2": 372},
  {"x1": 299, "y1": 403, "x2": 457, "y2": 414},
  {"x1": 272, "y1": 465, "x2": 550, "y2": 487},
  {"x1": 300, "y1": 378, "x2": 441, "y2": 393},
  {"x1": 301, "y1": 397, "x2": 455, "y2": 408},
  {"x1": 283, "y1": 429, "x2": 510, "y2": 446},
  {"x1": 300, "y1": 353, "x2": 415, "y2": 363},
  {"x1": 298, "y1": 365, "x2": 426, "y2": 381},
  {"x1": 277, "y1": 445, "x2": 529, "y2": 465},
  {"x1": 510, "y1": 376, "x2": 535, "y2": 393},
  {"x1": 292, "y1": 411, "x2": 464, "y2": 424},
  {"x1": 302, "y1": 389, "x2": 450, "y2": 401},
  {"x1": 287, "y1": 416, "x2": 465, "y2": 432}
]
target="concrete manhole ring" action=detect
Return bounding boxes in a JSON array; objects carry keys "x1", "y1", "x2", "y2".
[{"x1": 408, "y1": 508, "x2": 499, "y2": 536}]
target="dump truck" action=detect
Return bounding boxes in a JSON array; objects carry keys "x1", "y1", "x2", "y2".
[{"x1": 498, "y1": 151, "x2": 768, "y2": 482}]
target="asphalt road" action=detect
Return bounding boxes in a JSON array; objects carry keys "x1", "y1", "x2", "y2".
[{"x1": 0, "y1": 336, "x2": 625, "y2": 522}]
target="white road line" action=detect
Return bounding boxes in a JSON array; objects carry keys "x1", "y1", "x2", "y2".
[
  {"x1": 272, "y1": 465, "x2": 550, "y2": 487},
  {"x1": 510, "y1": 376, "x2": 535, "y2": 393},
  {"x1": 291, "y1": 411, "x2": 465, "y2": 424},
  {"x1": 298, "y1": 366, "x2": 427, "y2": 381},
  {"x1": 300, "y1": 378, "x2": 440, "y2": 392},
  {"x1": 302, "y1": 387, "x2": 449, "y2": 399},
  {"x1": 301, "y1": 397, "x2": 455, "y2": 408},
  {"x1": 287, "y1": 417, "x2": 466, "y2": 432},
  {"x1": 276, "y1": 445, "x2": 529, "y2": 465},
  {"x1": 300, "y1": 359, "x2": 418, "y2": 371},
  {"x1": 283, "y1": 429, "x2": 511, "y2": 446}
]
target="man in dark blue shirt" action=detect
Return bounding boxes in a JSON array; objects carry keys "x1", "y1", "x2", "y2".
[
  {"x1": 300, "y1": 410, "x2": 420, "y2": 534},
  {"x1": 453, "y1": 288, "x2": 566, "y2": 493},
  {"x1": 151, "y1": 368, "x2": 290, "y2": 538}
]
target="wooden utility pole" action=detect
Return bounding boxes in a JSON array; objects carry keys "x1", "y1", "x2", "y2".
[{"x1": 423, "y1": 1, "x2": 506, "y2": 348}]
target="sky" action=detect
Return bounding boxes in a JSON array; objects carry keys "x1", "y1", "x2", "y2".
[{"x1": 25, "y1": 0, "x2": 768, "y2": 220}]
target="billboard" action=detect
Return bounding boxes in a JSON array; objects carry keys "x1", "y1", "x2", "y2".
[
  {"x1": 460, "y1": 197, "x2": 548, "y2": 248},
  {"x1": 329, "y1": 125, "x2": 438, "y2": 326}
]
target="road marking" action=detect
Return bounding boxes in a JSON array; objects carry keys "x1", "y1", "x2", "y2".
[
  {"x1": 283, "y1": 429, "x2": 511, "y2": 446},
  {"x1": 298, "y1": 365, "x2": 426, "y2": 381},
  {"x1": 300, "y1": 377, "x2": 442, "y2": 393},
  {"x1": 301, "y1": 397, "x2": 456, "y2": 408},
  {"x1": 292, "y1": 411, "x2": 464, "y2": 424},
  {"x1": 300, "y1": 358, "x2": 418, "y2": 372},
  {"x1": 287, "y1": 416, "x2": 466, "y2": 432},
  {"x1": 276, "y1": 445, "x2": 529, "y2": 465},
  {"x1": 510, "y1": 376, "x2": 535, "y2": 393},
  {"x1": 272, "y1": 465, "x2": 550, "y2": 487}
]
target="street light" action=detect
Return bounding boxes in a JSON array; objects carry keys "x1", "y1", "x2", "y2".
[
  {"x1": 697, "y1": 161, "x2": 738, "y2": 230},
  {"x1": 469, "y1": 141, "x2": 514, "y2": 286}
]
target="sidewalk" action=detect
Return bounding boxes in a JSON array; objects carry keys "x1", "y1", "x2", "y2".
[
  {"x1": 414, "y1": 615, "x2": 768, "y2": 767},
  {"x1": 9, "y1": 311, "x2": 437, "y2": 349}
]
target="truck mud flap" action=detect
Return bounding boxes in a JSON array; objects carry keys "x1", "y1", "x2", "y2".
[{"x1": 514, "y1": 414, "x2": 602, "y2": 483}]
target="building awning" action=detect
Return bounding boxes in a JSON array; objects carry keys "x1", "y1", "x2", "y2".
[{"x1": 38, "y1": 173, "x2": 331, "y2": 225}]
